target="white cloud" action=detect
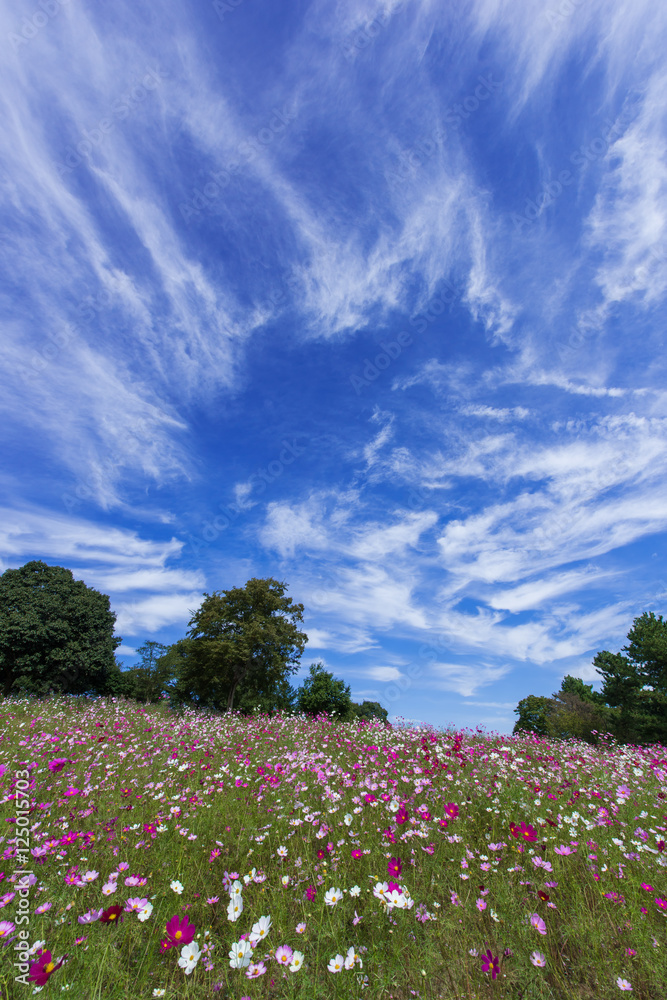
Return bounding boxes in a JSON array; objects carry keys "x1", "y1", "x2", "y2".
[
  {"x1": 488, "y1": 567, "x2": 616, "y2": 612},
  {"x1": 114, "y1": 592, "x2": 204, "y2": 636},
  {"x1": 429, "y1": 661, "x2": 513, "y2": 698},
  {"x1": 0, "y1": 507, "x2": 183, "y2": 567}
]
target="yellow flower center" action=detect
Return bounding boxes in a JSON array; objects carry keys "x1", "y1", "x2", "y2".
[
  {"x1": 45, "y1": 963, "x2": 55, "y2": 973},
  {"x1": 175, "y1": 930, "x2": 182, "y2": 939}
]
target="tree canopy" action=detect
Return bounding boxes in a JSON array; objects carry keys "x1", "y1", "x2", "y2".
[
  {"x1": 169, "y1": 577, "x2": 307, "y2": 713},
  {"x1": 513, "y1": 612, "x2": 667, "y2": 746},
  {"x1": 294, "y1": 661, "x2": 355, "y2": 721},
  {"x1": 0, "y1": 560, "x2": 121, "y2": 698}
]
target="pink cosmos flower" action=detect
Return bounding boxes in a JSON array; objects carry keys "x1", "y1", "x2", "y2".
[
  {"x1": 246, "y1": 961, "x2": 267, "y2": 978},
  {"x1": 275, "y1": 945, "x2": 293, "y2": 966},
  {"x1": 0, "y1": 920, "x2": 16, "y2": 941}
]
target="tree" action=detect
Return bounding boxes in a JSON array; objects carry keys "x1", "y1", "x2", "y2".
[
  {"x1": 172, "y1": 578, "x2": 307, "y2": 713},
  {"x1": 593, "y1": 613, "x2": 667, "y2": 746},
  {"x1": 295, "y1": 662, "x2": 355, "y2": 721},
  {"x1": 234, "y1": 670, "x2": 299, "y2": 717},
  {"x1": 123, "y1": 641, "x2": 174, "y2": 703},
  {"x1": 512, "y1": 694, "x2": 554, "y2": 737},
  {"x1": 350, "y1": 699, "x2": 389, "y2": 724},
  {"x1": 623, "y1": 611, "x2": 667, "y2": 691},
  {"x1": 543, "y1": 689, "x2": 613, "y2": 745},
  {"x1": 0, "y1": 560, "x2": 121, "y2": 698}
]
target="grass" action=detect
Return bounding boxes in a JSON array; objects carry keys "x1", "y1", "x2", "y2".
[{"x1": 0, "y1": 694, "x2": 665, "y2": 999}]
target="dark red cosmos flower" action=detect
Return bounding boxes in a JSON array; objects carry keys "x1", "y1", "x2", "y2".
[
  {"x1": 538, "y1": 890, "x2": 550, "y2": 902},
  {"x1": 100, "y1": 905, "x2": 124, "y2": 925}
]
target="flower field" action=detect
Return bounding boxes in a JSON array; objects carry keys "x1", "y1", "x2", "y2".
[{"x1": 0, "y1": 696, "x2": 665, "y2": 999}]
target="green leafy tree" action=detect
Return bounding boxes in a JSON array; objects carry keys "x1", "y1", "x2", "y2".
[
  {"x1": 171, "y1": 578, "x2": 307, "y2": 713},
  {"x1": 125, "y1": 641, "x2": 173, "y2": 703},
  {"x1": 0, "y1": 560, "x2": 121, "y2": 698},
  {"x1": 294, "y1": 662, "x2": 355, "y2": 721},
  {"x1": 350, "y1": 699, "x2": 389, "y2": 724},
  {"x1": 512, "y1": 694, "x2": 555, "y2": 737},
  {"x1": 235, "y1": 672, "x2": 299, "y2": 717},
  {"x1": 544, "y1": 689, "x2": 613, "y2": 745}
]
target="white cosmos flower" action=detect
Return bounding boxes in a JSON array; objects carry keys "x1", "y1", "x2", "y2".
[
  {"x1": 289, "y1": 949, "x2": 304, "y2": 972},
  {"x1": 344, "y1": 945, "x2": 362, "y2": 970},
  {"x1": 324, "y1": 887, "x2": 343, "y2": 906},
  {"x1": 178, "y1": 941, "x2": 201, "y2": 975},
  {"x1": 249, "y1": 914, "x2": 272, "y2": 943},
  {"x1": 229, "y1": 939, "x2": 253, "y2": 969},
  {"x1": 227, "y1": 896, "x2": 244, "y2": 922},
  {"x1": 327, "y1": 953, "x2": 345, "y2": 973}
]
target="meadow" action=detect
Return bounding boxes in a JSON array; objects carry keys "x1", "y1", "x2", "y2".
[{"x1": 0, "y1": 695, "x2": 665, "y2": 999}]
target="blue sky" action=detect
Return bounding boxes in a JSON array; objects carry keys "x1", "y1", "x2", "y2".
[{"x1": 2, "y1": 0, "x2": 667, "y2": 736}]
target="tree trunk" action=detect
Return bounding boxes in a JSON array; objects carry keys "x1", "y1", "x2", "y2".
[{"x1": 226, "y1": 656, "x2": 254, "y2": 712}]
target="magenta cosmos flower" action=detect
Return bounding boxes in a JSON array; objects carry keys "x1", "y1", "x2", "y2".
[
  {"x1": 387, "y1": 857, "x2": 402, "y2": 878},
  {"x1": 481, "y1": 948, "x2": 500, "y2": 979},
  {"x1": 166, "y1": 914, "x2": 196, "y2": 946},
  {"x1": 510, "y1": 821, "x2": 537, "y2": 842},
  {"x1": 47, "y1": 758, "x2": 70, "y2": 774},
  {"x1": 395, "y1": 807, "x2": 409, "y2": 825},
  {"x1": 28, "y1": 949, "x2": 66, "y2": 986}
]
